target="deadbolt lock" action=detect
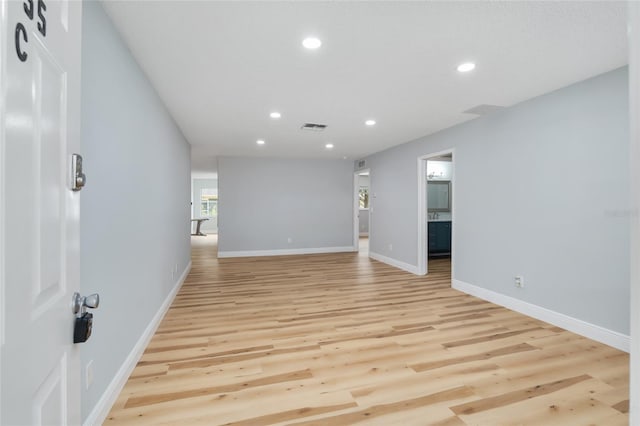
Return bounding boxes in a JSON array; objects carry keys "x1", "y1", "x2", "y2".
[{"x1": 71, "y1": 153, "x2": 86, "y2": 191}]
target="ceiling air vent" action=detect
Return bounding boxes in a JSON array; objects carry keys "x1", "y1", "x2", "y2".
[
  {"x1": 301, "y1": 123, "x2": 327, "y2": 132},
  {"x1": 463, "y1": 104, "x2": 505, "y2": 116}
]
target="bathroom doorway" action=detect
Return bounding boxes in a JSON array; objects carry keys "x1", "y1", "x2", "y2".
[{"x1": 417, "y1": 150, "x2": 454, "y2": 275}]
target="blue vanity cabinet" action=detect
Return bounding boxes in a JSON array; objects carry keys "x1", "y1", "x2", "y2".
[{"x1": 428, "y1": 221, "x2": 451, "y2": 256}]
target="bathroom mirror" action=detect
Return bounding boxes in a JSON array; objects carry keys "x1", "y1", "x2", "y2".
[{"x1": 427, "y1": 181, "x2": 451, "y2": 212}]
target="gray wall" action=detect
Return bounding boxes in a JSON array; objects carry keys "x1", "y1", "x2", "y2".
[
  {"x1": 192, "y1": 178, "x2": 218, "y2": 233},
  {"x1": 365, "y1": 67, "x2": 630, "y2": 334},
  {"x1": 80, "y1": 2, "x2": 191, "y2": 421},
  {"x1": 218, "y1": 157, "x2": 353, "y2": 253}
]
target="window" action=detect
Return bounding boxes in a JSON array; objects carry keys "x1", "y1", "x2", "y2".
[
  {"x1": 359, "y1": 187, "x2": 369, "y2": 209},
  {"x1": 200, "y1": 189, "x2": 218, "y2": 218}
]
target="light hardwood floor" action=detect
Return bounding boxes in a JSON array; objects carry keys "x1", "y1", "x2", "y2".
[{"x1": 106, "y1": 235, "x2": 629, "y2": 425}]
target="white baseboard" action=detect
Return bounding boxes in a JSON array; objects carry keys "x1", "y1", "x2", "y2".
[
  {"x1": 218, "y1": 246, "x2": 355, "y2": 258},
  {"x1": 83, "y1": 261, "x2": 192, "y2": 426},
  {"x1": 452, "y1": 279, "x2": 630, "y2": 353},
  {"x1": 369, "y1": 251, "x2": 419, "y2": 275}
]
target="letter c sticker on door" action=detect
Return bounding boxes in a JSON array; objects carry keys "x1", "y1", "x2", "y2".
[{"x1": 15, "y1": 23, "x2": 28, "y2": 62}]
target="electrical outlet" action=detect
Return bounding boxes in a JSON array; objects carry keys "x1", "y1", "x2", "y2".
[
  {"x1": 86, "y1": 360, "x2": 94, "y2": 389},
  {"x1": 287, "y1": 237, "x2": 293, "y2": 244},
  {"x1": 515, "y1": 275, "x2": 524, "y2": 288},
  {"x1": 388, "y1": 243, "x2": 393, "y2": 251}
]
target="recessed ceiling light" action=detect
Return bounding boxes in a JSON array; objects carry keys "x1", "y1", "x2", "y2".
[
  {"x1": 325, "y1": 143, "x2": 334, "y2": 149},
  {"x1": 365, "y1": 120, "x2": 376, "y2": 126},
  {"x1": 457, "y1": 62, "x2": 476, "y2": 73},
  {"x1": 256, "y1": 139, "x2": 265, "y2": 145},
  {"x1": 270, "y1": 112, "x2": 281, "y2": 119},
  {"x1": 302, "y1": 37, "x2": 322, "y2": 49}
]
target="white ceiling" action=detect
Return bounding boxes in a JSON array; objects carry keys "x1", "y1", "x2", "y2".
[{"x1": 102, "y1": 1, "x2": 627, "y2": 169}]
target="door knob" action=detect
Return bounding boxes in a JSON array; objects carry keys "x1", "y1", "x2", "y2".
[
  {"x1": 72, "y1": 292, "x2": 100, "y2": 315},
  {"x1": 72, "y1": 293, "x2": 99, "y2": 344},
  {"x1": 83, "y1": 293, "x2": 100, "y2": 309}
]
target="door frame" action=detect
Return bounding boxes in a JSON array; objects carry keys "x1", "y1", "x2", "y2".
[
  {"x1": 353, "y1": 169, "x2": 370, "y2": 251},
  {"x1": 629, "y1": 0, "x2": 640, "y2": 422},
  {"x1": 0, "y1": 0, "x2": 5, "y2": 408},
  {"x1": 417, "y1": 149, "x2": 455, "y2": 276}
]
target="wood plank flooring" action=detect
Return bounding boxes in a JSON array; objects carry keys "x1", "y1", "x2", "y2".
[{"x1": 106, "y1": 236, "x2": 629, "y2": 425}]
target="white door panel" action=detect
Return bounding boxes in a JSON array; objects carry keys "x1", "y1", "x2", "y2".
[{"x1": 1, "y1": 0, "x2": 82, "y2": 424}]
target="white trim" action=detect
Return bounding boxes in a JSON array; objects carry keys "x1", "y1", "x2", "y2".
[
  {"x1": 353, "y1": 172, "x2": 359, "y2": 251},
  {"x1": 417, "y1": 158, "x2": 427, "y2": 275},
  {"x1": 359, "y1": 232, "x2": 369, "y2": 237},
  {"x1": 218, "y1": 246, "x2": 356, "y2": 258},
  {"x1": 369, "y1": 251, "x2": 419, "y2": 275},
  {"x1": 0, "y1": 1, "x2": 6, "y2": 413},
  {"x1": 452, "y1": 279, "x2": 630, "y2": 353},
  {"x1": 417, "y1": 149, "x2": 455, "y2": 276},
  {"x1": 82, "y1": 261, "x2": 192, "y2": 426},
  {"x1": 190, "y1": 171, "x2": 217, "y2": 179},
  {"x1": 629, "y1": 0, "x2": 640, "y2": 421},
  {"x1": 0, "y1": 0, "x2": 6, "y2": 348},
  {"x1": 354, "y1": 169, "x2": 370, "y2": 252}
]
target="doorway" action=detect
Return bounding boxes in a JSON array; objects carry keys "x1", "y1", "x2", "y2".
[
  {"x1": 191, "y1": 176, "x2": 218, "y2": 235},
  {"x1": 354, "y1": 169, "x2": 370, "y2": 255},
  {"x1": 417, "y1": 150, "x2": 454, "y2": 276}
]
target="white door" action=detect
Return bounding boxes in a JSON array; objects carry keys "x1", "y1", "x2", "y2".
[{"x1": 1, "y1": 0, "x2": 83, "y2": 424}]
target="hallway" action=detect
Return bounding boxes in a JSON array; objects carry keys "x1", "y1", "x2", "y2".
[{"x1": 106, "y1": 237, "x2": 629, "y2": 425}]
